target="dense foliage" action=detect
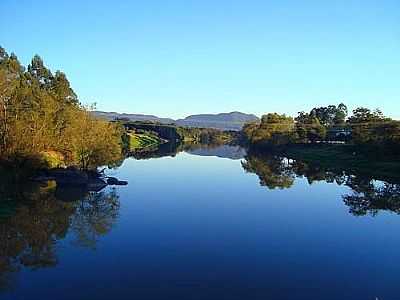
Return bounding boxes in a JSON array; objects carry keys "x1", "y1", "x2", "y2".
[
  {"x1": 122, "y1": 120, "x2": 236, "y2": 146},
  {"x1": 347, "y1": 108, "x2": 400, "y2": 148},
  {"x1": 176, "y1": 126, "x2": 235, "y2": 144},
  {"x1": 243, "y1": 103, "x2": 400, "y2": 152},
  {"x1": 0, "y1": 47, "x2": 124, "y2": 170}
]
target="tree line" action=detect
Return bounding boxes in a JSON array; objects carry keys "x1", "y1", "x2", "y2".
[
  {"x1": 121, "y1": 120, "x2": 237, "y2": 146},
  {"x1": 242, "y1": 103, "x2": 400, "y2": 152},
  {"x1": 0, "y1": 46, "x2": 124, "y2": 170}
]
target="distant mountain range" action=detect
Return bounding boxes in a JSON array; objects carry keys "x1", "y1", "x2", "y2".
[
  {"x1": 93, "y1": 111, "x2": 259, "y2": 131},
  {"x1": 92, "y1": 111, "x2": 175, "y2": 124}
]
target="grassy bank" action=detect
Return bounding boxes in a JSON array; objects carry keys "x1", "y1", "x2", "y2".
[{"x1": 128, "y1": 132, "x2": 164, "y2": 151}]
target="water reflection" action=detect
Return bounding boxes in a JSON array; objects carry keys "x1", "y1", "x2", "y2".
[
  {"x1": 130, "y1": 143, "x2": 400, "y2": 218},
  {"x1": 343, "y1": 181, "x2": 400, "y2": 216},
  {"x1": 137, "y1": 142, "x2": 400, "y2": 217},
  {"x1": 128, "y1": 142, "x2": 181, "y2": 160},
  {"x1": 0, "y1": 180, "x2": 120, "y2": 292},
  {"x1": 128, "y1": 142, "x2": 246, "y2": 160},
  {"x1": 2, "y1": 144, "x2": 400, "y2": 298},
  {"x1": 71, "y1": 189, "x2": 120, "y2": 249},
  {"x1": 185, "y1": 144, "x2": 246, "y2": 160},
  {"x1": 241, "y1": 151, "x2": 400, "y2": 217},
  {"x1": 242, "y1": 155, "x2": 296, "y2": 189}
]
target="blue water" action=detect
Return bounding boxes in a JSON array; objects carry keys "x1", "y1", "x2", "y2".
[{"x1": 1, "y1": 149, "x2": 400, "y2": 300}]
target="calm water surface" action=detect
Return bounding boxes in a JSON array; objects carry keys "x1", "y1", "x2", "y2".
[{"x1": 1, "y1": 146, "x2": 400, "y2": 300}]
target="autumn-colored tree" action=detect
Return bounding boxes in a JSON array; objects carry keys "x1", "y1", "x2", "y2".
[
  {"x1": 0, "y1": 46, "x2": 124, "y2": 169},
  {"x1": 65, "y1": 108, "x2": 123, "y2": 169}
]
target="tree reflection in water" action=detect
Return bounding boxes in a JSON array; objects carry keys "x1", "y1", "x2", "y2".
[
  {"x1": 0, "y1": 180, "x2": 120, "y2": 292},
  {"x1": 71, "y1": 189, "x2": 120, "y2": 249},
  {"x1": 241, "y1": 155, "x2": 295, "y2": 189},
  {"x1": 241, "y1": 152, "x2": 400, "y2": 217},
  {"x1": 1, "y1": 148, "x2": 400, "y2": 293},
  {"x1": 343, "y1": 179, "x2": 400, "y2": 216}
]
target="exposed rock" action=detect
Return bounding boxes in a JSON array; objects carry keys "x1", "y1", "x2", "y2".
[
  {"x1": 106, "y1": 177, "x2": 119, "y2": 185},
  {"x1": 115, "y1": 180, "x2": 128, "y2": 186},
  {"x1": 107, "y1": 177, "x2": 128, "y2": 186},
  {"x1": 48, "y1": 168, "x2": 88, "y2": 185},
  {"x1": 32, "y1": 168, "x2": 127, "y2": 191}
]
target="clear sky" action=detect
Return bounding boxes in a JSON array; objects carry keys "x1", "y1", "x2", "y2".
[{"x1": 1, "y1": 0, "x2": 399, "y2": 119}]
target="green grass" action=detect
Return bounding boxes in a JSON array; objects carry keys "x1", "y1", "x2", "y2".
[{"x1": 129, "y1": 132, "x2": 162, "y2": 150}]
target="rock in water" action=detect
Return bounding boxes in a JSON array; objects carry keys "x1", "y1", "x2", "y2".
[
  {"x1": 107, "y1": 177, "x2": 119, "y2": 185},
  {"x1": 107, "y1": 177, "x2": 128, "y2": 186}
]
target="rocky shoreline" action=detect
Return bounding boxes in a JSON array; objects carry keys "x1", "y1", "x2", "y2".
[{"x1": 33, "y1": 167, "x2": 127, "y2": 192}]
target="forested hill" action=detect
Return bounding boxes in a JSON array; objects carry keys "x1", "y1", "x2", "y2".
[{"x1": 94, "y1": 111, "x2": 259, "y2": 131}]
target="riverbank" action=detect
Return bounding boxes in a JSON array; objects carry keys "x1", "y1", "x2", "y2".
[
  {"x1": 0, "y1": 156, "x2": 127, "y2": 195},
  {"x1": 128, "y1": 131, "x2": 165, "y2": 151}
]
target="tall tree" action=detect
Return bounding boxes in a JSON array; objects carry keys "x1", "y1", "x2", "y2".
[
  {"x1": 347, "y1": 107, "x2": 388, "y2": 124},
  {"x1": 0, "y1": 46, "x2": 124, "y2": 169},
  {"x1": 28, "y1": 55, "x2": 53, "y2": 88},
  {"x1": 245, "y1": 113, "x2": 295, "y2": 145},
  {"x1": 309, "y1": 103, "x2": 348, "y2": 127},
  {"x1": 51, "y1": 71, "x2": 79, "y2": 105},
  {"x1": 333, "y1": 103, "x2": 348, "y2": 125}
]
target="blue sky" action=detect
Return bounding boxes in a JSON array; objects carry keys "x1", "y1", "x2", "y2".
[{"x1": 1, "y1": 0, "x2": 399, "y2": 119}]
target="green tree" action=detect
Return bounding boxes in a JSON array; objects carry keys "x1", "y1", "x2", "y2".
[
  {"x1": 246, "y1": 113, "x2": 295, "y2": 145},
  {"x1": 347, "y1": 107, "x2": 398, "y2": 147},
  {"x1": 295, "y1": 112, "x2": 327, "y2": 143},
  {"x1": 27, "y1": 55, "x2": 53, "y2": 88},
  {"x1": 309, "y1": 103, "x2": 348, "y2": 127},
  {"x1": 347, "y1": 107, "x2": 388, "y2": 124},
  {"x1": 51, "y1": 71, "x2": 79, "y2": 105},
  {"x1": 0, "y1": 46, "x2": 124, "y2": 170}
]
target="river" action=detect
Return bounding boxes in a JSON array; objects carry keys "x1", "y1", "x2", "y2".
[{"x1": 1, "y1": 145, "x2": 400, "y2": 300}]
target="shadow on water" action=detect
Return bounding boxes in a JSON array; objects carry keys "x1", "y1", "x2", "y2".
[
  {"x1": 241, "y1": 149, "x2": 400, "y2": 217},
  {"x1": 0, "y1": 175, "x2": 120, "y2": 293}
]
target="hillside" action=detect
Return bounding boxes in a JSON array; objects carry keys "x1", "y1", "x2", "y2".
[
  {"x1": 93, "y1": 111, "x2": 259, "y2": 131},
  {"x1": 93, "y1": 111, "x2": 175, "y2": 124}
]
